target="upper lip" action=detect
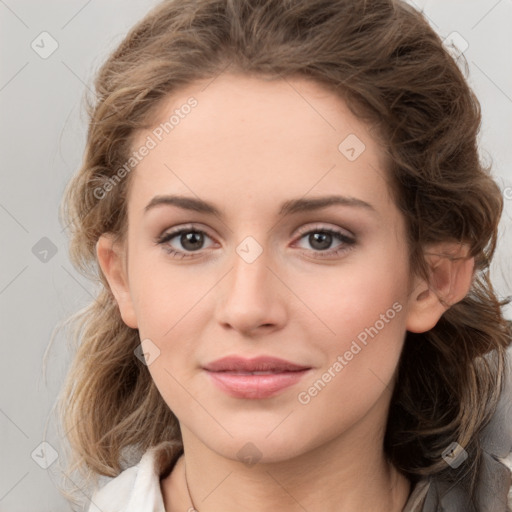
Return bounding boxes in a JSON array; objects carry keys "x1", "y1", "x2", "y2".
[{"x1": 203, "y1": 356, "x2": 311, "y2": 372}]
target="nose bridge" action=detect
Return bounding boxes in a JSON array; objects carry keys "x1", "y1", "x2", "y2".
[
  {"x1": 215, "y1": 232, "x2": 285, "y2": 333},
  {"x1": 230, "y1": 234, "x2": 273, "y2": 301}
]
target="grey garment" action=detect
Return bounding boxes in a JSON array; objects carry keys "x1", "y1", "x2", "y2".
[{"x1": 408, "y1": 347, "x2": 512, "y2": 512}]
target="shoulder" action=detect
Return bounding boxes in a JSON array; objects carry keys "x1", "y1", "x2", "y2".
[
  {"x1": 500, "y1": 451, "x2": 512, "y2": 510},
  {"x1": 482, "y1": 345, "x2": 512, "y2": 510},
  {"x1": 415, "y1": 346, "x2": 512, "y2": 511},
  {"x1": 87, "y1": 465, "x2": 138, "y2": 512},
  {"x1": 87, "y1": 440, "x2": 183, "y2": 512}
]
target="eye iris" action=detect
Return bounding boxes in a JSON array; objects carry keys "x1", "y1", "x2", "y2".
[
  {"x1": 181, "y1": 231, "x2": 204, "y2": 251},
  {"x1": 310, "y1": 232, "x2": 332, "y2": 250}
]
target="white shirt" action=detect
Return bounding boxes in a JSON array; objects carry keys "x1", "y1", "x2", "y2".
[{"x1": 87, "y1": 441, "x2": 182, "y2": 512}]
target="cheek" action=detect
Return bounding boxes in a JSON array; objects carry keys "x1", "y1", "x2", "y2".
[
  {"x1": 128, "y1": 249, "x2": 203, "y2": 337},
  {"x1": 309, "y1": 278, "x2": 406, "y2": 394},
  {"x1": 299, "y1": 242, "x2": 410, "y2": 393},
  {"x1": 303, "y1": 246, "x2": 409, "y2": 343},
  {"x1": 292, "y1": 277, "x2": 407, "y2": 445}
]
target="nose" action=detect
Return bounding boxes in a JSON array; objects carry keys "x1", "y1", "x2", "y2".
[{"x1": 214, "y1": 241, "x2": 287, "y2": 336}]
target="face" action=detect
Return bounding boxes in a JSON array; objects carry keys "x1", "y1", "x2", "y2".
[{"x1": 102, "y1": 73, "x2": 422, "y2": 464}]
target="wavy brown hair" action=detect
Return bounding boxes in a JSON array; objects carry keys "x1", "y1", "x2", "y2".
[{"x1": 55, "y1": 0, "x2": 511, "y2": 506}]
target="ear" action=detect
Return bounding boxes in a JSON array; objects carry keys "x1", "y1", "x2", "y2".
[
  {"x1": 406, "y1": 242, "x2": 475, "y2": 333},
  {"x1": 96, "y1": 233, "x2": 138, "y2": 329}
]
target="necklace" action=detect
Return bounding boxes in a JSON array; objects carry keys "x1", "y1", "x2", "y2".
[{"x1": 184, "y1": 462, "x2": 199, "y2": 512}]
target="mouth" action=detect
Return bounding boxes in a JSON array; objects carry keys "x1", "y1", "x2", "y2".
[
  {"x1": 212, "y1": 370, "x2": 301, "y2": 375},
  {"x1": 202, "y1": 355, "x2": 311, "y2": 373},
  {"x1": 202, "y1": 356, "x2": 312, "y2": 399}
]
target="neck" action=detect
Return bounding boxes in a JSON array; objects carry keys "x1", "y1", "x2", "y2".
[{"x1": 162, "y1": 425, "x2": 411, "y2": 512}]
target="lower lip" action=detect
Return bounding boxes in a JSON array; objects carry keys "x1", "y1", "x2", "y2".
[{"x1": 204, "y1": 369, "x2": 311, "y2": 399}]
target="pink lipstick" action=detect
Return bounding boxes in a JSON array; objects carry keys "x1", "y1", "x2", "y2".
[{"x1": 202, "y1": 356, "x2": 311, "y2": 399}]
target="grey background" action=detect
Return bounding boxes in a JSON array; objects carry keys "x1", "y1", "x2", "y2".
[{"x1": 0, "y1": 0, "x2": 511, "y2": 510}]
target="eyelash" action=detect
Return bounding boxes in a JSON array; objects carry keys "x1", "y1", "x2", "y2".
[{"x1": 155, "y1": 223, "x2": 356, "y2": 260}]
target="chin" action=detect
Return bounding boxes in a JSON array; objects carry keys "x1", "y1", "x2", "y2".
[{"x1": 197, "y1": 429, "x2": 317, "y2": 466}]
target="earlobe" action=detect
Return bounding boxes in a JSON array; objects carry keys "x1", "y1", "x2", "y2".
[
  {"x1": 406, "y1": 243, "x2": 475, "y2": 333},
  {"x1": 96, "y1": 233, "x2": 138, "y2": 329}
]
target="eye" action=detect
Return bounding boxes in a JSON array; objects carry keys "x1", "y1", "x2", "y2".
[
  {"x1": 293, "y1": 223, "x2": 356, "y2": 258},
  {"x1": 155, "y1": 224, "x2": 216, "y2": 259}
]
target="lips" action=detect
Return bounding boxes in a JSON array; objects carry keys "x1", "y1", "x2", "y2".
[
  {"x1": 202, "y1": 356, "x2": 312, "y2": 399},
  {"x1": 202, "y1": 356, "x2": 311, "y2": 373}
]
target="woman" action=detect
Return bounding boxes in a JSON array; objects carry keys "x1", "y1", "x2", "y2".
[{"x1": 57, "y1": 0, "x2": 512, "y2": 510}]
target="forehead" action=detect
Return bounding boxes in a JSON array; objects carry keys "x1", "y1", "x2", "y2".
[{"x1": 127, "y1": 73, "x2": 393, "y2": 214}]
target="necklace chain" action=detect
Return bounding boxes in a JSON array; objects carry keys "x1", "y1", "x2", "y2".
[{"x1": 184, "y1": 461, "x2": 199, "y2": 512}]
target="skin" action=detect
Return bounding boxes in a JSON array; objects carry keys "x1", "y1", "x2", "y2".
[{"x1": 97, "y1": 73, "x2": 475, "y2": 511}]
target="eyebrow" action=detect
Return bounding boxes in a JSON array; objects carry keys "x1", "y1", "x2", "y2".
[{"x1": 144, "y1": 194, "x2": 377, "y2": 218}]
